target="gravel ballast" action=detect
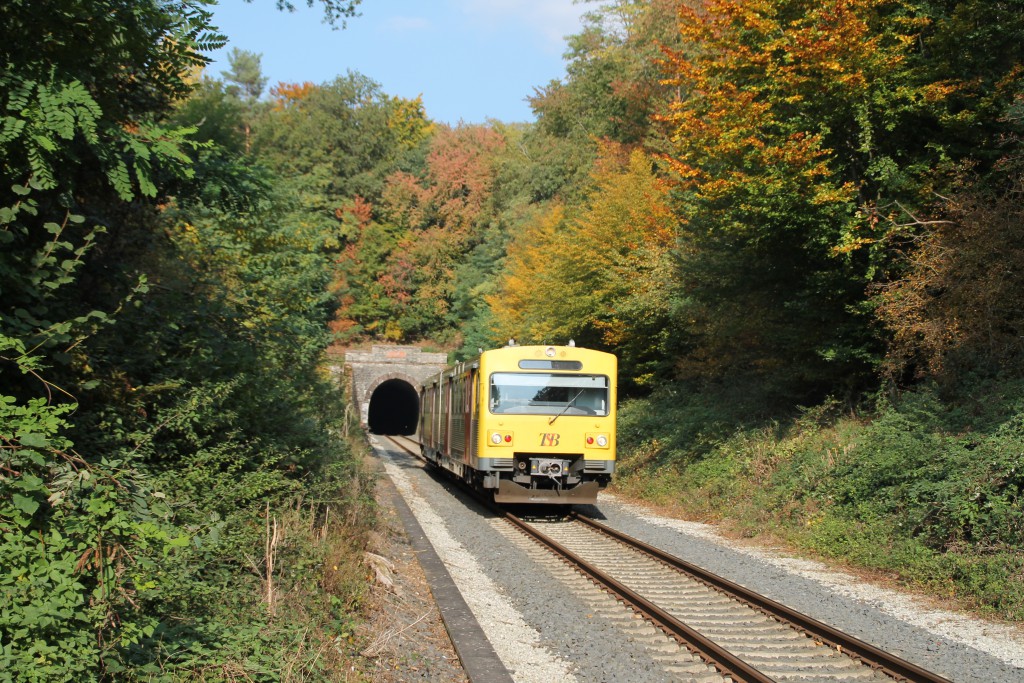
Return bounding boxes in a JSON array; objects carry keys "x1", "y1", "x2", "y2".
[{"x1": 372, "y1": 437, "x2": 1024, "y2": 682}]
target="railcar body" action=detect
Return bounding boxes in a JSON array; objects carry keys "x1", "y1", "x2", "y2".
[{"x1": 419, "y1": 343, "x2": 616, "y2": 504}]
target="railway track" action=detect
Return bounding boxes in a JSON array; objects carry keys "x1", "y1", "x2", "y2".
[{"x1": 380, "y1": 434, "x2": 952, "y2": 683}]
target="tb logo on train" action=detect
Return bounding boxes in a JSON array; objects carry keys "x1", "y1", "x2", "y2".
[{"x1": 419, "y1": 342, "x2": 617, "y2": 504}]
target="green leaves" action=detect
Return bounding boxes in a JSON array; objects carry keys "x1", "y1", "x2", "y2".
[
  {"x1": 0, "y1": 75, "x2": 102, "y2": 191},
  {"x1": 1, "y1": 2, "x2": 371, "y2": 679}
]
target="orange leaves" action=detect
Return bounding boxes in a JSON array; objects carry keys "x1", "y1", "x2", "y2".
[
  {"x1": 673, "y1": 0, "x2": 913, "y2": 99},
  {"x1": 658, "y1": 0, "x2": 926, "y2": 228},
  {"x1": 335, "y1": 196, "x2": 373, "y2": 225},
  {"x1": 379, "y1": 171, "x2": 429, "y2": 230},
  {"x1": 422, "y1": 125, "x2": 506, "y2": 230},
  {"x1": 784, "y1": 1, "x2": 880, "y2": 80},
  {"x1": 651, "y1": 0, "x2": 930, "y2": 386},
  {"x1": 665, "y1": 0, "x2": 923, "y2": 125},
  {"x1": 269, "y1": 81, "x2": 316, "y2": 110},
  {"x1": 332, "y1": 123, "x2": 508, "y2": 342}
]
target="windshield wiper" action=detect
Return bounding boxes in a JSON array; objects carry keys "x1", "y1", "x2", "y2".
[{"x1": 549, "y1": 389, "x2": 586, "y2": 425}]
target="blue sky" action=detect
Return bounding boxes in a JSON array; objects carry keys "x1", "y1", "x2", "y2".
[{"x1": 204, "y1": 0, "x2": 592, "y2": 125}]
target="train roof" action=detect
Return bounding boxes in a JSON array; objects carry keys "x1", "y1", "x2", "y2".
[
  {"x1": 419, "y1": 345, "x2": 616, "y2": 390},
  {"x1": 478, "y1": 344, "x2": 616, "y2": 371}
]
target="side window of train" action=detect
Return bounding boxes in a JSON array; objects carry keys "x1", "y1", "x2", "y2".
[{"x1": 489, "y1": 376, "x2": 501, "y2": 413}]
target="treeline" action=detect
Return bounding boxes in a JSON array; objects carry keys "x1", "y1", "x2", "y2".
[{"x1": 312, "y1": 0, "x2": 1024, "y2": 404}]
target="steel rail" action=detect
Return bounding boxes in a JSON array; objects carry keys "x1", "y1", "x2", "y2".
[
  {"x1": 385, "y1": 434, "x2": 420, "y2": 455},
  {"x1": 571, "y1": 512, "x2": 952, "y2": 683},
  {"x1": 504, "y1": 511, "x2": 774, "y2": 683},
  {"x1": 382, "y1": 435, "x2": 950, "y2": 683}
]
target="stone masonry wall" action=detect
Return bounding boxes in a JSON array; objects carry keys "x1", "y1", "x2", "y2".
[{"x1": 344, "y1": 345, "x2": 448, "y2": 427}]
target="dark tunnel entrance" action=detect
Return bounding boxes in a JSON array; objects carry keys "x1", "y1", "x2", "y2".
[{"x1": 367, "y1": 379, "x2": 420, "y2": 435}]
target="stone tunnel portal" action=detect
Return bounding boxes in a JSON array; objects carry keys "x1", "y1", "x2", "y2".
[
  {"x1": 344, "y1": 345, "x2": 447, "y2": 432},
  {"x1": 367, "y1": 378, "x2": 419, "y2": 435}
]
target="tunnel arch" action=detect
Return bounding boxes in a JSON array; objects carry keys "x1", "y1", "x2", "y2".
[{"x1": 365, "y1": 374, "x2": 420, "y2": 435}]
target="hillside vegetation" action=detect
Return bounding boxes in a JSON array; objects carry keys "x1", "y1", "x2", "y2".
[{"x1": 2, "y1": 1, "x2": 1023, "y2": 680}]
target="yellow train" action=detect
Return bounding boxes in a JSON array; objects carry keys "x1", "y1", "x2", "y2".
[{"x1": 419, "y1": 343, "x2": 617, "y2": 504}]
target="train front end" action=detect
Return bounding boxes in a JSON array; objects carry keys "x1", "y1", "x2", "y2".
[{"x1": 479, "y1": 344, "x2": 616, "y2": 504}]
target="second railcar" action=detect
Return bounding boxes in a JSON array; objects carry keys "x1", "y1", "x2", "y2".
[{"x1": 419, "y1": 343, "x2": 616, "y2": 504}]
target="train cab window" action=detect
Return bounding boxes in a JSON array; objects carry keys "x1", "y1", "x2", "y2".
[{"x1": 489, "y1": 373, "x2": 608, "y2": 416}]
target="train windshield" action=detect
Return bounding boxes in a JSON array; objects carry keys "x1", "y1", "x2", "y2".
[{"x1": 489, "y1": 373, "x2": 609, "y2": 416}]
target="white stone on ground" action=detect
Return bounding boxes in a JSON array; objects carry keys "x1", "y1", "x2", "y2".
[
  {"x1": 602, "y1": 492, "x2": 1024, "y2": 670},
  {"x1": 375, "y1": 438, "x2": 579, "y2": 683}
]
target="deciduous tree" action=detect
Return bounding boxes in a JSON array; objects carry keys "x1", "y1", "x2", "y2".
[
  {"x1": 489, "y1": 145, "x2": 677, "y2": 386},
  {"x1": 657, "y1": 0, "x2": 973, "y2": 397}
]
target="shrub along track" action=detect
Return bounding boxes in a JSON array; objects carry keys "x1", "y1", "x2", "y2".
[{"x1": 383, "y1": 435, "x2": 953, "y2": 682}]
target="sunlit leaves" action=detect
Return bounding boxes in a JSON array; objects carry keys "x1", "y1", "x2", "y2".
[
  {"x1": 489, "y1": 146, "x2": 677, "y2": 384},
  {"x1": 270, "y1": 80, "x2": 317, "y2": 110},
  {"x1": 1, "y1": 0, "x2": 223, "y2": 201},
  {"x1": 488, "y1": 203, "x2": 567, "y2": 344},
  {"x1": 331, "y1": 124, "x2": 505, "y2": 343},
  {"x1": 653, "y1": 0, "x2": 958, "y2": 392}
]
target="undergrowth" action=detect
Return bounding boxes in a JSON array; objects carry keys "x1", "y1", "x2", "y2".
[
  {"x1": 613, "y1": 379, "x2": 1024, "y2": 621},
  {"x1": 120, "y1": 458, "x2": 378, "y2": 681}
]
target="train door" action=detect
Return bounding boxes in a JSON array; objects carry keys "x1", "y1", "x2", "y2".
[
  {"x1": 436, "y1": 382, "x2": 444, "y2": 456},
  {"x1": 441, "y1": 373, "x2": 453, "y2": 458},
  {"x1": 418, "y1": 384, "x2": 429, "y2": 451},
  {"x1": 451, "y1": 373, "x2": 466, "y2": 461},
  {"x1": 422, "y1": 382, "x2": 439, "y2": 457},
  {"x1": 464, "y1": 368, "x2": 476, "y2": 459}
]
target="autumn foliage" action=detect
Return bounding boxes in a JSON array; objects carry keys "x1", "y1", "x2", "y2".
[
  {"x1": 316, "y1": 0, "x2": 1024, "y2": 401},
  {"x1": 490, "y1": 145, "x2": 677, "y2": 385},
  {"x1": 877, "y1": 171, "x2": 1024, "y2": 381},
  {"x1": 4, "y1": 5, "x2": 1023, "y2": 672},
  {"x1": 329, "y1": 124, "x2": 505, "y2": 342}
]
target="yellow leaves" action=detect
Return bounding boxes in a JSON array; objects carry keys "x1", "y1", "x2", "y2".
[
  {"x1": 919, "y1": 79, "x2": 961, "y2": 104},
  {"x1": 176, "y1": 221, "x2": 200, "y2": 247},
  {"x1": 487, "y1": 203, "x2": 568, "y2": 343},
  {"x1": 660, "y1": 0, "x2": 940, "y2": 231},
  {"x1": 667, "y1": 0, "x2": 921, "y2": 134},
  {"x1": 489, "y1": 147, "x2": 677, "y2": 350},
  {"x1": 383, "y1": 320, "x2": 404, "y2": 341},
  {"x1": 386, "y1": 94, "x2": 434, "y2": 148}
]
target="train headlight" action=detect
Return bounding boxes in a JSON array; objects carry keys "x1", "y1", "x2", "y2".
[
  {"x1": 488, "y1": 431, "x2": 513, "y2": 447},
  {"x1": 597, "y1": 435, "x2": 608, "y2": 447},
  {"x1": 586, "y1": 433, "x2": 610, "y2": 449}
]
